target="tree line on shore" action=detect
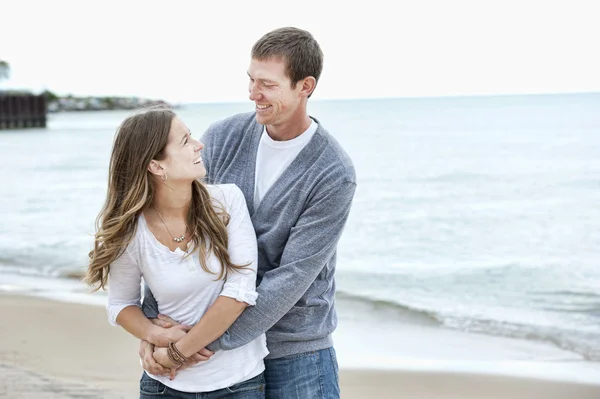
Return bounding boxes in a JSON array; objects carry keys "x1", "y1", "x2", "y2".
[{"x1": 0, "y1": 60, "x2": 171, "y2": 111}]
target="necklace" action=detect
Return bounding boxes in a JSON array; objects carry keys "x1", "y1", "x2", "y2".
[{"x1": 152, "y1": 204, "x2": 187, "y2": 243}]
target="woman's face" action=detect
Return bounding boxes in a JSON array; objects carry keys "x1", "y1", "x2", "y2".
[{"x1": 156, "y1": 117, "x2": 206, "y2": 182}]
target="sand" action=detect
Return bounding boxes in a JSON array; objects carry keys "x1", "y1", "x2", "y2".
[{"x1": 1, "y1": 293, "x2": 599, "y2": 399}]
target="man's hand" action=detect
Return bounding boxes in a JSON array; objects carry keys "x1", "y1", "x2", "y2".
[
  {"x1": 155, "y1": 314, "x2": 179, "y2": 327},
  {"x1": 139, "y1": 340, "x2": 171, "y2": 377}
]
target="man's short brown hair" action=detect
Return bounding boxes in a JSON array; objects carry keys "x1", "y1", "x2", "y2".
[{"x1": 252, "y1": 27, "x2": 324, "y2": 94}]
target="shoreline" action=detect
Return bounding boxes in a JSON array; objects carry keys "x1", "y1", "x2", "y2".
[
  {"x1": 2, "y1": 293, "x2": 600, "y2": 398},
  {"x1": 1, "y1": 271, "x2": 595, "y2": 366}
]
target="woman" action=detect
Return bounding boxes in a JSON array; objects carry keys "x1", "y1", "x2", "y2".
[{"x1": 85, "y1": 107, "x2": 268, "y2": 398}]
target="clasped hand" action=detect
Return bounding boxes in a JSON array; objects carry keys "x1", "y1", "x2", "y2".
[{"x1": 140, "y1": 314, "x2": 214, "y2": 380}]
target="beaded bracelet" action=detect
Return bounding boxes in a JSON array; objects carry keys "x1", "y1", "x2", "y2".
[
  {"x1": 166, "y1": 348, "x2": 182, "y2": 366},
  {"x1": 167, "y1": 342, "x2": 187, "y2": 366}
]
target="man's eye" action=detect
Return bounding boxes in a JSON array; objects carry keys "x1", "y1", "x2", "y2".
[{"x1": 184, "y1": 139, "x2": 188, "y2": 144}]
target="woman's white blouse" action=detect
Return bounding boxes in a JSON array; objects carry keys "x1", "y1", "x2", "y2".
[{"x1": 106, "y1": 184, "x2": 268, "y2": 392}]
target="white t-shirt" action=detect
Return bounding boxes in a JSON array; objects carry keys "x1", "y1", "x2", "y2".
[
  {"x1": 253, "y1": 121, "x2": 318, "y2": 210},
  {"x1": 106, "y1": 184, "x2": 268, "y2": 393}
]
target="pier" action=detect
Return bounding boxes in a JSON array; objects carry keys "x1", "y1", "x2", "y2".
[{"x1": 0, "y1": 94, "x2": 47, "y2": 130}]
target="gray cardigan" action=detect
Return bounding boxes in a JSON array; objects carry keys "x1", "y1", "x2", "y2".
[{"x1": 143, "y1": 112, "x2": 356, "y2": 359}]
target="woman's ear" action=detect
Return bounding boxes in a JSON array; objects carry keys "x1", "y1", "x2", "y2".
[{"x1": 147, "y1": 160, "x2": 164, "y2": 178}]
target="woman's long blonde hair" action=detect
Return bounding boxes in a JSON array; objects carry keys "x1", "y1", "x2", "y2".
[{"x1": 86, "y1": 107, "x2": 245, "y2": 291}]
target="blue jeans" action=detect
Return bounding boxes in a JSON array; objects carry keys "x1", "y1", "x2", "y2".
[
  {"x1": 139, "y1": 371, "x2": 265, "y2": 399},
  {"x1": 264, "y1": 347, "x2": 340, "y2": 399}
]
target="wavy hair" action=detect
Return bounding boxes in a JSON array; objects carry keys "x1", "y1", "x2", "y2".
[{"x1": 86, "y1": 107, "x2": 245, "y2": 291}]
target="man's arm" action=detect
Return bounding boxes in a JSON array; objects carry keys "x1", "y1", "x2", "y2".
[
  {"x1": 207, "y1": 180, "x2": 356, "y2": 351},
  {"x1": 141, "y1": 284, "x2": 160, "y2": 319}
]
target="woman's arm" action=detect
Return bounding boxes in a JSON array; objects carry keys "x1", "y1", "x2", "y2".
[
  {"x1": 116, "y1": 306, "x2": 190, "y2": 347},
  {"x1": 107, "y1": 246, "x2": 188, "y2": 347},
  {"x1": 166, "y1": 295, "x2": 248, "y2": 359},
  {"x1": 207, "y1": 180, "x2": 356, "y2": 351},
  {"x1": 153, "y1": 185, "x2": 259, "y2": 366}
]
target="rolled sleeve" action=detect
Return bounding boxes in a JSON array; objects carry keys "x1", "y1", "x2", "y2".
[
  {"x1": 106, "y1": 246, "x2": 142, "y2": 326},
  {"x1": 218, "y1": 185, "x2": 258, "y2": 306},
  {"x1": 220, "y1": 277, "x2": 258, "y2": 305}
]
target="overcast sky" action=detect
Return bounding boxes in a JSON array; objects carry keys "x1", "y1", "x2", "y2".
[{"x1": 1, "y1": 0, "x2": 598, "y2": 103}]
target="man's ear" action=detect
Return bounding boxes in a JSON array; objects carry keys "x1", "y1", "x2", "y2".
[
  {"x1": 299, "y1": 76, "x2": 317, "y2": 98},
  {"x1": 147, "y1": 160, "x2": 164, "y2": 177}
]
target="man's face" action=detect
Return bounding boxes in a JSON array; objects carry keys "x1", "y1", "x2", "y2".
[{"x1": 247, "y1": 57, "x2": 303, "y2": 127}]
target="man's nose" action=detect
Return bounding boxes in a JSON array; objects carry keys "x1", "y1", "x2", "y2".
[{"x1": 249, "y1": 83, "x2": 262, "y2": 101}]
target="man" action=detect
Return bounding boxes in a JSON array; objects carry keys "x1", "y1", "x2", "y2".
[{"x1": 142, "y1": 27, "x2": 356, "y2": 398}]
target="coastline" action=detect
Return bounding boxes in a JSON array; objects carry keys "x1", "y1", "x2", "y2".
[{"x1": 2, "y1": 293, "x2": 599, "y2": 399}]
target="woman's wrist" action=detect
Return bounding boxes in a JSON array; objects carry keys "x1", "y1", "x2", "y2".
[
  {"x1": 167, "y1": 342, "x2": 187, "y2": 367},
  {"x1": 145, "y1": 324, "x2": 164, "y2": 346},
  {"x1": 174, "y1": 341, "x2": 195, "y2": 359}
]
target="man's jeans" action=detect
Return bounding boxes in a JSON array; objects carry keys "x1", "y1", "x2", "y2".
[
  {"x1": 139, "y1": 371, "x2": 265, "y2": 399},
  {"x1": 264, "y1": 347, "x2": 340, "y2": 399}
]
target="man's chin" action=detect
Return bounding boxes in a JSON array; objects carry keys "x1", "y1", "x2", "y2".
[{"x1": 254, "y1": 113, "x2": 270, "y2": 126}]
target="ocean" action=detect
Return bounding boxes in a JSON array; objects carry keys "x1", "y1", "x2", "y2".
[{"x1": 1, "y1": 92, "x2": 599, "y2": 363}]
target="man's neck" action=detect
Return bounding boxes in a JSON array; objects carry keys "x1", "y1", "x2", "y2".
[{"x1": 266, "y1": 114, "x2": 312, "y2": 141}]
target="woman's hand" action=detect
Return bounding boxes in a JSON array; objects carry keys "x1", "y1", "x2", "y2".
[
  {"x1": 148, "y1": 315, "x2": 191, "y2": 347},
  {"x1": 140, "y1": 339, "x2": 215, "y2": 380},
  {"x1": 153, "y1": 347, "x2": 179, "y2": 369}
]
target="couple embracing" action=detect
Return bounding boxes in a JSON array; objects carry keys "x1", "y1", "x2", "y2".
[{"x1": 86, "y1": 27, "x2": 356, "y2": 399}]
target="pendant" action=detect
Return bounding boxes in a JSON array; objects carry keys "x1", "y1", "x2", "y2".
[{"x1": 174, "y1": 235, "x2": 185, "y2": 243}]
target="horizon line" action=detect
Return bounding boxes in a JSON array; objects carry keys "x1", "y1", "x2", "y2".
[{"x1": 179, "y1": 90, "x2": 600, "y2": 106}]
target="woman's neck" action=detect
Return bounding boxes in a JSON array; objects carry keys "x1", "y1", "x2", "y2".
[{"x1": 152, "y1": 182, "x2": 192, "y2": 219}]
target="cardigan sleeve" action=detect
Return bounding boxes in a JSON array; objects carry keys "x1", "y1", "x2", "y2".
[{"x1": 207, "y1": 180, "x2": 356, "y2": 351}]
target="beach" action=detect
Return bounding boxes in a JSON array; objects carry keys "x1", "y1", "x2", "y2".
[
  {"x1": 1, "y1": 96, "x2": 600, "y2": 397},
  {"x1": 2, "y1": 293, "x2": 599, "y2": 399}
]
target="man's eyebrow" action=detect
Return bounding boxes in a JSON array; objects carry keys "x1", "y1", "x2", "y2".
[{"x1": 247, "y1": 72, "x2": 277, "y2": 84}]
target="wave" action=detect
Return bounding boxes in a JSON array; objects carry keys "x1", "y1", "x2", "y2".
[
  {"x1": 0, "y1": 263, "x2": 85, "y2": 281},
  {"x1": 406, "y1": 172, "x2": 497, "y2": 183},
  {"x1": 2, "y1": 266, "x2": 597, "y2": 361},
  {"x1": 529, "y1": 289, "x2": 600, "y2": 299},
  {"x1": 335, "y1": 288, "x2": 600, "y2": 361},
  {"x1": 442, "y1": 316, "x2": 600, "y2": 361},
  {"x1": 335, "y1": 290, "x2": 442, "y2": 326}
]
